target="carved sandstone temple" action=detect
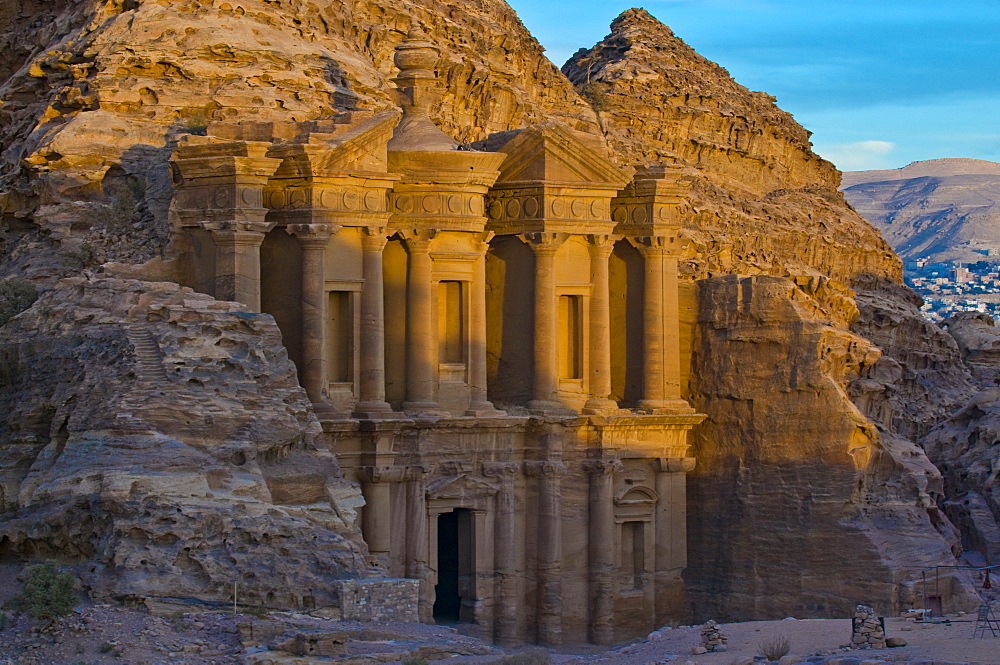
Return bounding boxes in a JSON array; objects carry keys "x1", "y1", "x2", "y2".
[{"x1": 168, "y1": 28, "x2": 704, "y2": 645}]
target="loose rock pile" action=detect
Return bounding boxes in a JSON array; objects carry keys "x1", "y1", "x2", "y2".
[
  {"x1": 700, "y1": 619, "x2": 728, "y2": 652},
  {"x1": 851, "y1": 604, "x2": 886, "y2": 649}
]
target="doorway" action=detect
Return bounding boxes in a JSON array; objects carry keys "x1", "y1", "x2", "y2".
[{"x1": 433, "y1": 508, "x2": 473, "y2": 623}]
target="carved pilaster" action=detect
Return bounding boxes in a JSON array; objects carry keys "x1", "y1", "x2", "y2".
[
  {"x1": 200, "y1": 219, "x2": 276, "y2": 311},
  {"x1": 358, "y1": 464, "x2": 406, "y2": 556},
  {"x1": 584, "y1": 457, "x2": 622, "y2": 644}
]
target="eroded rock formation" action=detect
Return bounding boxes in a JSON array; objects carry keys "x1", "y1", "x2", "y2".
[
  {"x1": 0, "y1": 0, "x2": 989, "y2": 634},
  {"x1": 0, "y1": 277, "x2": 369, "y2": 609}
]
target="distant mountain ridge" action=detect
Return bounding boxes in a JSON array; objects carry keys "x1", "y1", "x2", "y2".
[{"x1": 842, "y1": 158, "x2": 1000, "y2": 263}]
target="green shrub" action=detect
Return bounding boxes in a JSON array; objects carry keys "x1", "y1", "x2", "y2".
[
  {"x1": 579, "y1": 81, "x2": 612, "y2": 112},
  {"x1": 0, "y1": 278, "x2": 37, "y2": 326},
  {"x1": 3, "y1": 563, "x2": 77, "y2": 621}
]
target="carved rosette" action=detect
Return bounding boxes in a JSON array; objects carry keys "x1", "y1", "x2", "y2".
[
  {"x1": 612, "y1": 164, "x2": 691, "y2": 237},
  {"x1": 481, "y1": 461, "x2": 520, "y2": 478}
]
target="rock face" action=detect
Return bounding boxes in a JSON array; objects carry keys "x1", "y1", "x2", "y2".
[
  {"x1": 562, "y1": 8, "x2": 898, "y2": 285},
  {"x1": 685, "y1": 276, "x2": 963, "y2": 619},
  {"x1": 0, "y1": 0, "x2": 988, "y2": 633},
  {"x1": 0, "y1": 277, "x2": 370, "y2": 609},
  {"x1": 841, "y1": 158, "x2": 1000, "y2": 263}
]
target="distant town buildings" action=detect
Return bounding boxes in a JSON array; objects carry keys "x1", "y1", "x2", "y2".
[{"x1": 907, "y1": 260, "x2": 1000, "y2": 322}]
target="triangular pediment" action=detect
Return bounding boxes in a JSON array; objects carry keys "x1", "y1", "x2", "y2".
[
  {"x1": 425, "y1": 474, "x2": 498, "y2": 501},
  {"x1": 495, "y1": 121, "x2": 634, "y2": 189}
]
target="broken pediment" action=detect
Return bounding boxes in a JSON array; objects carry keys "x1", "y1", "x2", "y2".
[{"x1": 268, "y1": 110, "x2": 402, "y2": 178}]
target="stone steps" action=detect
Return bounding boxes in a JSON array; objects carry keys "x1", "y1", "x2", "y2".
[{"x1": 125, "y1": 326, "x2": 169, "y2": 383}]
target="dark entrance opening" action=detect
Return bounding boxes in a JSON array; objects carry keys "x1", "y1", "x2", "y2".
[{"x1": 433, "y1": 508, "x2": 472, "y2": 623}]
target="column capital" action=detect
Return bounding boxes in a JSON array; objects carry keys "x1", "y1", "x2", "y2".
[
  {"x1": 655, "y1": 456, "x2": 696, "y2": 473},
  {"x1": 482, "y1": 461, "x2": 520, "y2": 478},
  {"x1": 199, "y1": 219, "x2": 275, "y2": 239},
  {"x1": 583, "y1": 458, "x2": 623, "y2": 476},
  {"x1": 628, "y1": 235, "x2": 688, "y2": 257},
  {"x1": 286, "y1": 223, "x2": 340, "y2": 239},
  {"x1": 360, "y1": 226, "x2": 391, "y2": 252},
  {"x1": 473, "y1": 230, "x2": 495, "y2": 253},
  {"x1": 519, "y1": 231, "x2": 568, "y2": 256},
  {"x1": 586, "y1": 234, "x2": 619, "y2": 256},
  {"x1": 397, "y1": 228, "x2": 437, "y2": 250},
  {"x1": 405, "y1": 463, "x2": 433, "y2": 481},
  {"x1": 525, "y1": 460, "x2": 568, "y2": 477},
  {"x1": 359, "y1": 465, "x2": 407, "y2": 484}
]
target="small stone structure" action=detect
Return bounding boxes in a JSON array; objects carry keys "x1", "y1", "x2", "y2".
[
  {"x1": 333, "y1": 578, "x2": 420, "y2": 622},
  {"x1": 700, "y1": 619, "x2": 728, "y2": 652},
  {"x1": 851, "y1": 604, "x2": 886, "y2": 649}
]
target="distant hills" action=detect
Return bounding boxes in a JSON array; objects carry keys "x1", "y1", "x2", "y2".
[{"x1": 841, "y1": 158, "x2": 1000, "y2": 264}]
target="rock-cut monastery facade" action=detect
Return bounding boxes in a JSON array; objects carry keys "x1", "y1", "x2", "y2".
[{"x1": 169, "y1": 28, "x2": 705, "y2": 645}]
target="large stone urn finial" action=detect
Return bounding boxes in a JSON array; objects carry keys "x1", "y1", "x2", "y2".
[
  {"x1": 387, "y1": 24, "x2": 459, "y2": 151},
  {"x1": 391, "y1": 25, "x2": 440, "y2": 113}
]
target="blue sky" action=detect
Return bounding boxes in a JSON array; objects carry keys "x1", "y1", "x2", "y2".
[{"x1": 505, "y1": 0, "x2": 1000, "y2": 172}]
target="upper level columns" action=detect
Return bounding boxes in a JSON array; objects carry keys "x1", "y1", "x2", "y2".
[
  {"x1": 286, "y1": 223, "x2": 339, "y2": 406},
  {"x1": 400, "y1": 229, "x2": 444, "y2": 415},
  {"x1": 521, "y1": 232, "x2": 568, "y2": 412},
  {"x1": 584, "y1": 235, "x2": 619, "y2": 414},
  {"x1": 354, "y1": 227, "x2": 396, "y2": 417},
  {"x1": 199, "y1": 220, "x2": 275, "y2": 311}
]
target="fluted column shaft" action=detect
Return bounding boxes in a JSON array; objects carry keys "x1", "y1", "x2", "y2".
[
  {"x1": 201, "y1": 220, "x2": 274, "y2": 312},
  {"x1": 401, "y1": 231, "x2": 441, "y2": 413},
  {"x1": 354, "y1": 228, "x2": 394, "y2": 416},
  {"x1": 287, "y1": 223, "x2": 337, "y2": 405},
  {"x1": 585, "y1": 235, "x2": 617, "y2": 414}
]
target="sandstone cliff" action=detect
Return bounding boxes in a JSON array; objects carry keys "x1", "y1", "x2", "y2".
[
  {"x1": 0, "y1": 0, "x2": 987, "y2": 626},
  {"x1": 568, "y1": 9, "x2": 978, "y2": 619},
  {"x1": 842, "y1": 159, "x2": 1000, "y2": 263},
  {"x1": 0, "y1": 277, "x2": 369, "y2": 609}
]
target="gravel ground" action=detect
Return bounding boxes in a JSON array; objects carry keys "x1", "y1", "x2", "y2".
[{"x1": 2, "y1": 564, "x2": 999, "y2": 664}]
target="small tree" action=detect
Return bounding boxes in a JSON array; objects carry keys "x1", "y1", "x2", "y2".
[
  {"x1": 3, "y1": 563, "x2": 77, "y2": 621},
  {"x1": 0, "y1": 278, "x2": 37, "y2": 326}
]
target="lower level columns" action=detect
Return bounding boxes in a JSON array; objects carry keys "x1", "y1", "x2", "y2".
[
  {"x1": 200, "y1": 220, "x2": 275, "y2": 311},
  {"x1": 526, "y1": 459, "x2": 567, "y2": 645},
  {"x1": 585, "y1": 458, "x2": 622, "y2": 644},
  {"x1": 654, "y1": 456, "x2": 695, "y2": 624},
  {"x1": 359, "y1": 465, "x2": 405, "y2": 561},
  {"x1": 483, "y1": 461, "x2": 520, "y2": 645},
  {"x1": 405, "y1": 464, "x2": 433, "y2": 621}
]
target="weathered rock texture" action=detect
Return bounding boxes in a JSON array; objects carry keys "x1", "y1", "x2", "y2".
[
  {"x1": 685, "y1": 276, "x2": 963, "y2": 619},
  {"x1": 567, "y1": 10, "x2": 977, "y2": 619},
  {"x1": 0, "y1": 277, "x2": 370, "y2": 609},
  {"x1": 0, "y1": 0, "x2": 987, "y2": 631},
  {"x1": 562, "y1": 9, "x2": 898, "y2": 285},
  {"x1": 842, "y1": 159, "x2": 1000, "y2": 263}
]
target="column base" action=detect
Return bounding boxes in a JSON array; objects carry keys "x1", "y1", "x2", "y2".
[
  {"x1": 311, "y1": 401, "x2": 339, "y2": 418},
  {"x1": 352, "y1": 401, "x2": 406, "y2": 419},
  {"x1": 466, "y1": 400, "x2": 507, "y2": 417},
  {"x1": 402, "y1": 401, "x2": 451, "y2": 418},
  {"x1": 636, "y1": 398, "x2": 696, "y2": 415},
  {"x1": 528, "y1": 399, "x2": 576, "y2": 416},
  {"x1": 582, "y1": 397, "x2": 628, "y2": 415}
]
